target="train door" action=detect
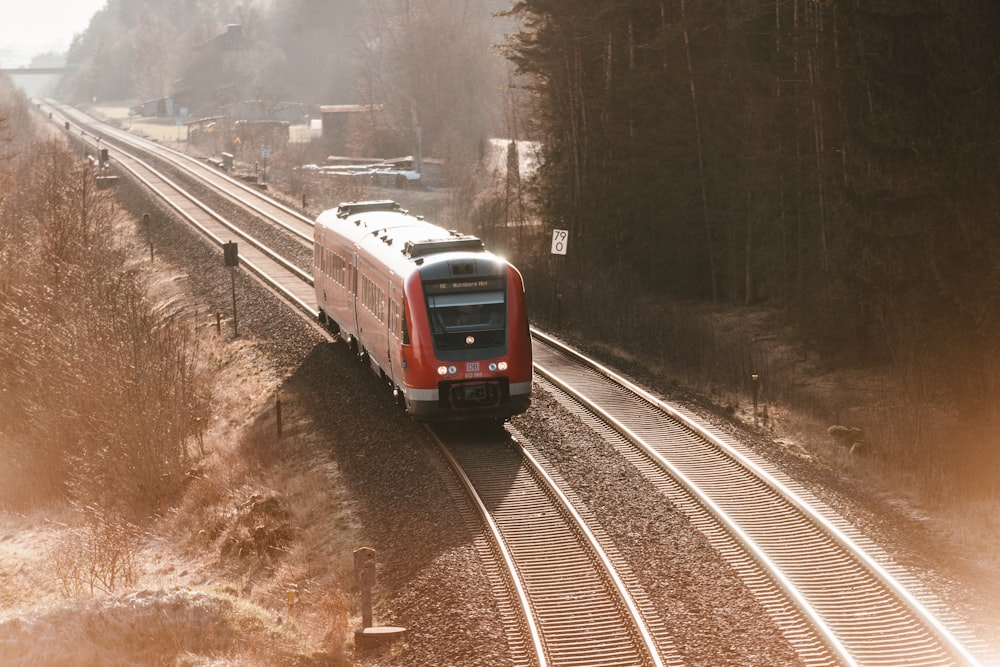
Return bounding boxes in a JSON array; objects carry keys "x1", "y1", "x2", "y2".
[
  {"x1": 350, "y1": 251, "x2": 361, "y2": 343},
  {"x1": 388, "y1": 284, "x2": 404, "y2": 387},
  {"x1": 314, "y1": 231, "x2": 327, "y2": 317}
]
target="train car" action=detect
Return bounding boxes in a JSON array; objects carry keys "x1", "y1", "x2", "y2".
[{"x1": 313, "y1": 200, "x2": 532, "y2": 421}]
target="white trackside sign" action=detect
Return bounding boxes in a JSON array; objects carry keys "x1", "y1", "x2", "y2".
[{"x1": 551, "y1": 229, "x2": 568, "y2": 255}]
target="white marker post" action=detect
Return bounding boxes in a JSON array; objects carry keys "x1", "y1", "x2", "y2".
[{"x1": 551, "y1": 229, "x2": 568, "y2": 327}]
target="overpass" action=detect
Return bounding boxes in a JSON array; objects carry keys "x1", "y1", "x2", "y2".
[{"x1": 0, "y1": 67, "x2": 73, "y2": 76}]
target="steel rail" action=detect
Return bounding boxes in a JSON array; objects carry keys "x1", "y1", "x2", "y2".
[
  {"x1": 434, "y1": 426, "x2": 672, "y2": 667},
  {"x1": 426, "y1": 427, "x2": 548, "y2": 667}
]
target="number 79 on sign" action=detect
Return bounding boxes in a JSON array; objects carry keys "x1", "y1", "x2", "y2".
[{"x1": 551, "y1": 229, "x2": 568, "y2": 255}]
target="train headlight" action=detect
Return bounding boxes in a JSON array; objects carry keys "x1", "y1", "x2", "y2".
[
  {"x1": 465, "y1": 335, "x2": 475, "y2": 345},
  {"x1": 449, "y1": 365, "x2": 458, "y2": 375},
  {"x1": 437, "y1": 365, "x2": 449, "y2": 376},
  {"x1": 497, "y1": 361, "x2": 508, "y2": 371}
]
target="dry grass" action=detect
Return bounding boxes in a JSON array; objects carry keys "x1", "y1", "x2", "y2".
[
  {"x1": 0, "y1": 89, "x2": 357, "y2": 665},
  {"x1": 0, "y1": 316, "x2": 357, "y2": 665}
]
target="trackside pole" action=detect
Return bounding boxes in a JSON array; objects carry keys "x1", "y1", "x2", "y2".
[
  {"x1": 223, "y1": 241, "x2": 239, "y2": 336},
  {"x1": 275, "y1": 391, "x2": 282, "y2": 438},
  {"x1": 230, "y1": 269, "x2": 238, "y2": 336},
  {"x1": 551, "y1": 229, "x2": 568, "y2": 329},
  {"x1": 752, "y1": 373, "x2": 760, "y2": 427},
  {"x1": 353, "y1": 547, "x2": 406, "y2": 649}
]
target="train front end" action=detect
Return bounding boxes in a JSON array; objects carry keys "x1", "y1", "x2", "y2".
[{"x1": 402, "y1": 251, "x2": 532, "y2": 421}]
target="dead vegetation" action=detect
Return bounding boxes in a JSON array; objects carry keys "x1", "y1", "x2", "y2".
[
  {"x1": 46, "y1": 506, "x2": 143, "y2": 597},
  {"x1": 0, "y1": 83, "x2": 355, "y2": 665}
]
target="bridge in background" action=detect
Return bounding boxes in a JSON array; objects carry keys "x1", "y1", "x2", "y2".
[{"x1": 0, "y1": 67, "x2": 73, "y2": 76}]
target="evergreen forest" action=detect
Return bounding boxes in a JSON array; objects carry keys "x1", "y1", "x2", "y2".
[{"x1": 504, "y1": 1, "x2": 1000, "y2": 497}]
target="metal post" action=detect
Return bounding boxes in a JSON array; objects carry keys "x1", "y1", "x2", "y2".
[
  {"x1": 354, "y1": 547, "x2": 377, "y2": 629},
  {"x1": 223, "y1": 241, "x2": 239, "y2": 337},
  {"x1": 752, "y1": 374, "x2": 760, "y2": 427},
  {"x1": 275, "y1": 391, "x2": 282, "y2": 438},
  {"x1": 230, "y1": 268, "x2": 238, "y2": 337}
]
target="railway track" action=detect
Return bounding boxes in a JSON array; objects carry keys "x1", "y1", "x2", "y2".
[
  {"x1": 36, "y1": 101, "x2": 990, "y2": 666},
  {"x1": 429, "y1": 424, "x2": 679, "y2": 667},
  {"x1": 47, "y1": 101, "x2": 316, "y2": 249},
  {"x1": 530, "y1": 330, "x2": 984, "y2": 667}
]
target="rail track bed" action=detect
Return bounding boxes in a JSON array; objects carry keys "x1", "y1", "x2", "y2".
[
  {"x1": 529, "y1": 331, "x2": 984, "y2": 666},
  {"x1": 430, "y1": 424, "x2": 675, "y2": 667}
]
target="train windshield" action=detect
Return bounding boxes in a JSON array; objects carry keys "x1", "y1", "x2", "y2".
[{"x1": 427, "y1": 291, "x2": 506, "y2": 334}]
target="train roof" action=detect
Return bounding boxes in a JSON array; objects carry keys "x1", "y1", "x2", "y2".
[{"x1": 316, "y1": 200, "x2": 500, "y2": 276}]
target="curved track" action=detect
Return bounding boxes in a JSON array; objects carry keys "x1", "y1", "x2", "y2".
[
  {"x1": 430, "y1": 425, "x2": 679, "y2": 667},
  {"x1": 531, "y1": 329, "x2": 983, "y2": 667}
]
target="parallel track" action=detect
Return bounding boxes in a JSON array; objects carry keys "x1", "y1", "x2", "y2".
[{"x1": 531, "y1": 329, "x2": 983, "y2": 667}]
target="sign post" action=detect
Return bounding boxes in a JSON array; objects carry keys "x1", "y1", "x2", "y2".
[
  {"x1": 223, "y1": 241, "x2": 239, "y2": 336},
  {"x1": 551, "y1": 229, "x2": 568, "y2": 328}
]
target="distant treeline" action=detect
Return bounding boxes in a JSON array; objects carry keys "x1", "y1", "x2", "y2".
[{"x1": 57, "y1": 0, "x2": 514, "y2": 162}]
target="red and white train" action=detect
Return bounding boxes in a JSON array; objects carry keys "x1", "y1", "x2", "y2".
[{"x1": 313, "y1": 200, "x2": 532, "y2": 421}]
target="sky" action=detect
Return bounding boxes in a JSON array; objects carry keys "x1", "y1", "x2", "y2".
[{"x1": 0, "y1": 0, "x2": 106, "y2": 68}]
